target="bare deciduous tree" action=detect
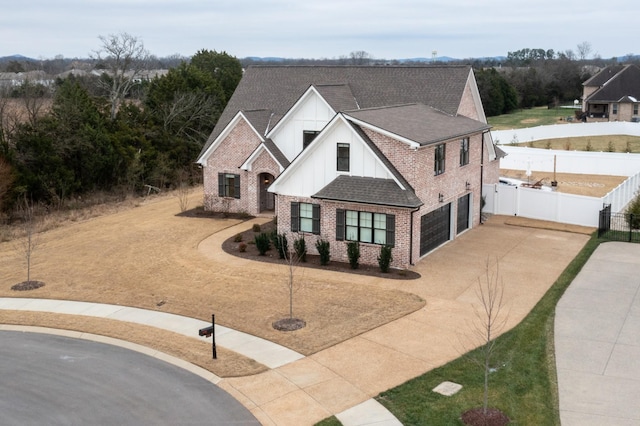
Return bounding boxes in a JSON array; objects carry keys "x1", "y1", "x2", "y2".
[
  {"x1": 93, "y1": 32, "x2": 150, "y2": 120},
  {"x1": 349, "y1": 50, "x2": 373, "y2": 65},
  {"x1": 473, "y1": 259, "x2": 509, "y2": 416},
  {"x1": 577, "y1": 41, "x2": 593, "y2": 61},
  {"x1": 273, "y1": 233, "x2": 306, "y2": 331},
  {"x1": 14, "y1": 195, "x2": 43, "y2": 290}
]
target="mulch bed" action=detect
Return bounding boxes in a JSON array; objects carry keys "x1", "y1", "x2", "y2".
[
  {"x1": 11, "y1": 280, "x2": 46, "y2": 291},
  {"x1": 219, "y1": 218, "x2": 421, "y2": 280},
  {"x1": 461, "y1": 407, "x2": 510, "y2": 426}
]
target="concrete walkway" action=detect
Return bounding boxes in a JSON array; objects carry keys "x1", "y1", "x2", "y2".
[{"x1": 555, "y1": 242, "x2": 640, "y2": 425}]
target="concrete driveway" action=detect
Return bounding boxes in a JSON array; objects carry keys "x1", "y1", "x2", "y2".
[{"x1": 555, "y1": 242, "x2": 640, "y2": 425}]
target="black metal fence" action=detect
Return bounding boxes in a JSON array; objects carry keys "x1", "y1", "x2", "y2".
[{"x1": 598, "y1": 204, "x2": 640, "y2": 243}]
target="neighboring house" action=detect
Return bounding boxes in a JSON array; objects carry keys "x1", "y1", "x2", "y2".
[
  {"x1": 197, "y1": 66, "x2": 501, "y2": 268},
  {"x1": 582, "y1": 64, "x2": 640, "y2": 122}
]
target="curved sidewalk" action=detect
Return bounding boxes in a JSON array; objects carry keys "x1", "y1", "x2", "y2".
[
  {"x1": 555, "y1": 242, "x2": 640, "y2": 425},
  {"x1": 0, "y1": 297, "x2": 304, "y2": 369}
]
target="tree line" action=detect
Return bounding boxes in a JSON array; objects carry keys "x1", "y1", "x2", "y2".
[{"x1": 0, "y1": 34, "x2": 242, "y2": 211}]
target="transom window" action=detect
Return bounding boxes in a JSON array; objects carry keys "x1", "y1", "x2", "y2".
[
  {"x1": 218, "y1": 173, "x2": 240, "y2": 198},
  {"x1": 337, "y1": 143, "x2": 350, "y2": 172},
  {"x1": 303, "y1": 130, "x2": 320, "y2": 149},
  {"x1": 460, "y1": 137, "x2": 469, "y2": 166},
  {"x1": 434, "y1": 143, "x2": 446, "y2": 175},
  {"x1": 336, "y1": 209, "x2": 394, "y2": 246}
]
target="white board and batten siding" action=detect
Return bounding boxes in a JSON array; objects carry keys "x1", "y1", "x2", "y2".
[
  {"x1": 268, "y1": 89, "x2": 335, "y2": 161},
  {"x1": 272, "y1": 118, "x2": 396, "y2": 197}
]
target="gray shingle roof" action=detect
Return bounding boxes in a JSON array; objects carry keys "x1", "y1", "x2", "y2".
[
  {"x1": 199, "y1": 65, "x2": 472, "y2": 158},
  {"x1": 345, "y1": 103, "x2": 490, "y2": 146},
  {"x1": 312, "y1": 175, "x2": 423, "y2": 208},
  {"x1": 262, "y1": 138, "x2": 290, "y2": 168}
]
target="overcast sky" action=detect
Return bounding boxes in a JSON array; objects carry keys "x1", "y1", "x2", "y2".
[{"x1": 2, "y1": 0, "x2": 637, "y2": 61}]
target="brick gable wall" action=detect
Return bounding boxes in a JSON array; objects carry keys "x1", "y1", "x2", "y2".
[{"x1": 202, "y1": 119, "x2": 262, "y2": 214}]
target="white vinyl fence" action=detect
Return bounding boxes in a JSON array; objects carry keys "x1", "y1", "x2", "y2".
[{"x1": 483, "y1": 122, "x2": 640, "y2": 226}]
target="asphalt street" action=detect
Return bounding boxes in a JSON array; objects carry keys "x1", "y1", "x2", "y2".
[{"x1": 0, "y1": 331, "x2": 260, "y2": 425}]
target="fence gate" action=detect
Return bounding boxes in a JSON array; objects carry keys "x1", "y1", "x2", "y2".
[
  {"x1": 598, "y1": 204, "x2": 611, "y2": 237},
  {"x1": 598, "y1": 204, "x2": 640, "y2": 243}
]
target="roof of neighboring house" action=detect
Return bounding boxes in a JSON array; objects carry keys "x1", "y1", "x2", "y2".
[
  {"x1": 583, "y1": 65, "x2": 626, "y2": 87},
  {"x1": 345, "y1": 103, "x2": 491, "y2": 146},
  {"x1": 199, "y1": 65, "x2": 473, "y2": 158},
  {"x1": 584, "y1": 64, "x2": 640, "y2": 103},
  {"x1": 312, "y1": 175, "x2": 423, "y2": 208}
]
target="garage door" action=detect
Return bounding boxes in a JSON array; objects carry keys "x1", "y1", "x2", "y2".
[
  {"x1": 457, "y1": 194, "x2": 470, "y2": 234},
  {"x1": 420, "y1": 203, "x2": 451, "y2": 256}
]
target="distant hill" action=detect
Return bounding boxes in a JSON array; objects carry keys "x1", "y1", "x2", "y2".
[{"x1": 0, "y1": 54, "x2": 37, "y2": 63}]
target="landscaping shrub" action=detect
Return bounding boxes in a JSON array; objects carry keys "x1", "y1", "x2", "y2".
[
  {"x1": 234, "y1": 233, "x2": 243, "y2": 242},
  {"x1": 252, "y1": 223, "x2": 261, "y2": 232},
  {"x1": 626, "y1": 191, "x2": 640, "y2": 229},
  {"x1": 347, "y1": 241, "x2": 360, "y2": 269},
  {"x1": 238, "y1": 242, "x2": 247, "y2": 253},
  {"x1": 271, "y1": 232, "x2": 288, "y2": 259},
  {"x1": 316, "y1": 239, "x2": 331, "y2": 265},
  {"x1": 378, "y1": 245, "x2": 393, "y2": 273},
  {"x1": 254, "y1": 232, "x2": 270, "y2": 255},
  {"x1": 294, "y1": 236, "x2": 307, "y2": 262}
]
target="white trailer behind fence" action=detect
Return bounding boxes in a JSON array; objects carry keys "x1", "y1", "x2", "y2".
[{"x1": 483, "y1": 122, "x2": 640, "y2": 227}]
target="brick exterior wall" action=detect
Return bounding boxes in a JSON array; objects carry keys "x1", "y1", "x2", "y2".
[
  {"x1": 202, "y1": 119, "x2": 281, "y2": 216},
  {"x1": 361, "y1": 127, "x2": 485, "y2": 264},
  {"x1": 275, "y1": 195, "x2": 413, "y2": 269}
]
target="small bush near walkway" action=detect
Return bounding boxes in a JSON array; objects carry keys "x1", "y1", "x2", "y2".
[{"x1": 316, "y1": 239, "x2": 330, "y2": 265}]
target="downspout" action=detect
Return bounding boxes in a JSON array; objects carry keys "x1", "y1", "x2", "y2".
[
  {"x1": 409, "y1": 207, "x2": 420, "y2": 265},
  {"x1": 480, "y1": 130, "x2": 487, "y2": 224}
]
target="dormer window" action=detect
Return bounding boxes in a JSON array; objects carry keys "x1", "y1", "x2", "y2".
[
  {"x1": 303, "y1": 130, "x2": 320, "y2": 149},
  {"x1": 337, "y1": 143, "x2": 350, "y2": 172}
]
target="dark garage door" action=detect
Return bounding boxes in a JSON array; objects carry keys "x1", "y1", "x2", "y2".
[
  {"x1": 420, "y1": 203, "x2": 451, "y2": 256},
  {"x1": 457, "y1": 194, "x2": 470, "y2": 234}
]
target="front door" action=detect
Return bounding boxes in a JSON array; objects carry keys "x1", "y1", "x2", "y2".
[{"x1": 259, "y1": 173, "x2": 275, "y2": 212}]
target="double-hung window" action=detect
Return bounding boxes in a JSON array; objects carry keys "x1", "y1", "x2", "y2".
[
  {"x1": 218, "y1": 173, "x2": 240, "y2": 198},
  {"x1": 337, "y1": 143, "x2": 350, "y2": 172},
  {"x1": 290, "y1": 202, "x2": 320, "y2": 234},
  {"x1": 434, "y1": 143, "x2": 446, "y2": 175},
  {"x1": 337, "y1": 209, "x2": 395, "y2": 246},
  {"x1": 634, "y1": 104, "x2": 639, "y2": 116},
  {"x1": 459, "y1": 137, "x2": 469, "y2": 166},
  {"x1": 612, "y1": 103, "x2": 619, "y2": 115}
]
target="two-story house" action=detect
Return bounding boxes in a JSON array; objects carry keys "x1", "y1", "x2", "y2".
[
  {"x1": 197, "y1": 66, "x2": 500, "y2": 269},
  {"x1": 582, "y1": 64, "x2": 640, "y2": 122}
]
